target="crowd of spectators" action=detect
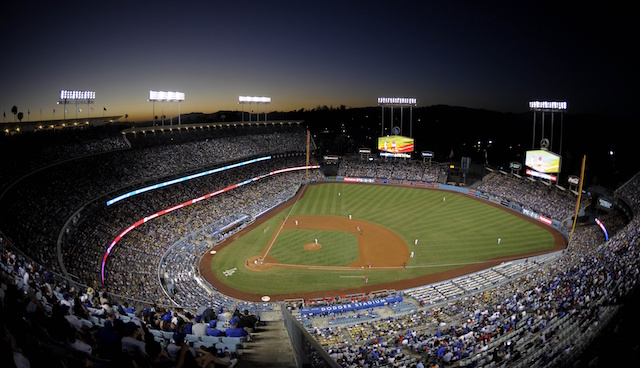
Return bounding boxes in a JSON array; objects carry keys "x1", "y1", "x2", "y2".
[
  {"x1": 62, "y1": 154, "x2": 323, "y2": 309},
  {"x1": 2, "y1": 124, "x2": 640, "y2": 368},
  {"x1": 0, "y1": 124, "x2": 312, "y2": 276},
  {"x1": 338, "y1": 158, "x2": 443, "y2": 183},
  {"x1": 0, "y1": 124, "x2": 130, "y2": 193},
  {"x1": 299, "y1": 172, "x2": 639, "y2": 368},
  {"x1": 159, "y1": 214, "x2": 250, "y2": 309},
  {"x1": 475, "y1": 171, "x2": 576, "y2": 222},
  {"x1": 0, "y1": 245, "x2": 256, "y2": 367}
]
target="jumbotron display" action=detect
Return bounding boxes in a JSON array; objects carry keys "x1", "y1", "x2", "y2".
[
  {"x1": 525, "y1": 149, "x2": 561, "y2": 173},
  {"x1": 378, "y1": 135, "x2": 414, "y2": 158}
]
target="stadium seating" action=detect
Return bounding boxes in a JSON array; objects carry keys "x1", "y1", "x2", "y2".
[{"x1": 2, "y1": 125, "x2": 640, "y2": 367}]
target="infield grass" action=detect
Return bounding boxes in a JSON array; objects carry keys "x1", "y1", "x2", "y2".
[
  {"x1": 268, "y1": 230, "x2": 359, "y2": 266},
  {"x1": 209, "y1": 182, "x2": 557, "y2": 295}
]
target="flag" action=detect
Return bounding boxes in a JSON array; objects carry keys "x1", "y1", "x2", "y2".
[
  {"x1": 103, "y1": 107, "x2": 107, "y2": 111},
  {"x1": 53, "y1": 109, "x2": 56, "y2": 114},
  {"x1": 91, "y1": 107, "x2": 94, "y2": 112}
]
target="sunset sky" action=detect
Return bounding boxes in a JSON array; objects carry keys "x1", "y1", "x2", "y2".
[{"x1": 0, "y1": 1, "x2": 633, "y2": 122}]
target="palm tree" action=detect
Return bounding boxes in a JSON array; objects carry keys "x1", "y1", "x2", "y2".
[
  {"x1": 11, "y1": 105, "x2": 17, "y2": 122},
  {"x1": 17, "y1": 112, "x2": 24, "y2": 122}
]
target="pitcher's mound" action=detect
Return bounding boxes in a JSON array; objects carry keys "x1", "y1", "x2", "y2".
[{"x1": 304, "y1": 243, "x2": 322, "y2": 251}]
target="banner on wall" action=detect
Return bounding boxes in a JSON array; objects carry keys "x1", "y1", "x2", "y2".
[{"x1": 301, "y1": 295, "x2": 403, "y2": 315}]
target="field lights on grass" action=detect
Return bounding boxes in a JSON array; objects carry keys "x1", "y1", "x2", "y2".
[{"x1": 101, "y1": 164, "x2": 320, "y2": 283}]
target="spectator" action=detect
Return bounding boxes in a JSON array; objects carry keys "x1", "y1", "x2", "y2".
[
  {"x1": 205, "y1": 320, "x2": 223, "y2": 337},
  {"x1": 225, "y1": 317, "x2": 250, "y2": 340},
  {"x1": 191, "y1": 315, "x2": 207, "y2": 337}
]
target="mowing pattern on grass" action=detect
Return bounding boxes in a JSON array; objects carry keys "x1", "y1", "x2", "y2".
[
  {"x1": 268, "y1": 229, "x2": 358, "y2": 267},
  {"x1": 205, "y1": 182, "x2": 560, "y2": 298}
]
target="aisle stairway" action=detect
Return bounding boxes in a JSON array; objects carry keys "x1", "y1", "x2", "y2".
[{"x1": 236, "y1": 319, "x2": 298, "y2": 368}]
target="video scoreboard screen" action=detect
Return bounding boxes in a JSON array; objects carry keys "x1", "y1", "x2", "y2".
[
  {"x1": 378, "y1": 135, "x2": 414, "y2": 153},
  {"x1": 525, "y1": 150, "x2": 561, "y2": 173}
]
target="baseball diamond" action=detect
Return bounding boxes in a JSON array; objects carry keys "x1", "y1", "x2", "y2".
[{"x1": 200, "y1": 182, "x2": 566, "y2": 301}]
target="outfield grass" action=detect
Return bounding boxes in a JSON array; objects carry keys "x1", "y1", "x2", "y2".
[{"x1": 209, "y1": 183, "x2": 556, "y2": 295}]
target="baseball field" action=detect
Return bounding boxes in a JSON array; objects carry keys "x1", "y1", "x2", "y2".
[{"x1": 200, "y1": 182, "x2": 566, "y2": 301}]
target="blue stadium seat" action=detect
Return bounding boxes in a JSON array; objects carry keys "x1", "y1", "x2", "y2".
[{"x1": 199, "y1": 335, "x2": 220, "y2": 347}]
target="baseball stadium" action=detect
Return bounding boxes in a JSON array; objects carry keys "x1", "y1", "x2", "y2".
[{"x1": 0, "y1": 116, "x2": 638, "y2": 368}]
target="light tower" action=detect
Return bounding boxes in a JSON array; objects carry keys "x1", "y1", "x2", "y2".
[
  {"x1": 239, "y1": 96, "x2": 271, "y2": 123},
  {"x1": 377, "y1": 97, "x2": 417, "y2": 137},
  {"x1": 529, "y1": 100, "x2": 567, "y2": 153},
  {"x1": 149, "y1": 91, "x2": 186, "y2": 126},
  {"x1": 57, "y1": 90, "x2": 95, "y2": 120}
]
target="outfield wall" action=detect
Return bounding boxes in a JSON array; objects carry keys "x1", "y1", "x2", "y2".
[{"x1": 334, "y1": 176, "x2": 570, "y2": 241}]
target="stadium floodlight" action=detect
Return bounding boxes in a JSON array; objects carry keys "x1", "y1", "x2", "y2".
[
  {"x1": 149, "y1": 90, "x2": 185, "y2": 101},
  {"x1": 377, "y1": 97, "x2": 417, "y2": 106},
  {"x1": 377, "y1": 97, "x2": 417, "y2": 138},
  {"x1": 239, "y1": 95, "x2": 271, "y2": 123},
  {"x1": 529, "y1": 100, "x2": 567, "y2": 153},
  {"x1": 60, "y1": 90, "x2": 96, "y2": 100},
  {"x1": 239, "y1": 96, "x2": 271, "y2": 103},
  {"x1": 149, "y1": 90, "x2": 186, "y2": 126},
  {"x1": 529, "y1": 101, "x2": 567, "y2": 110},
  {"x1": 58, "y1": 90, "x2": 96, "y2": 120}
]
